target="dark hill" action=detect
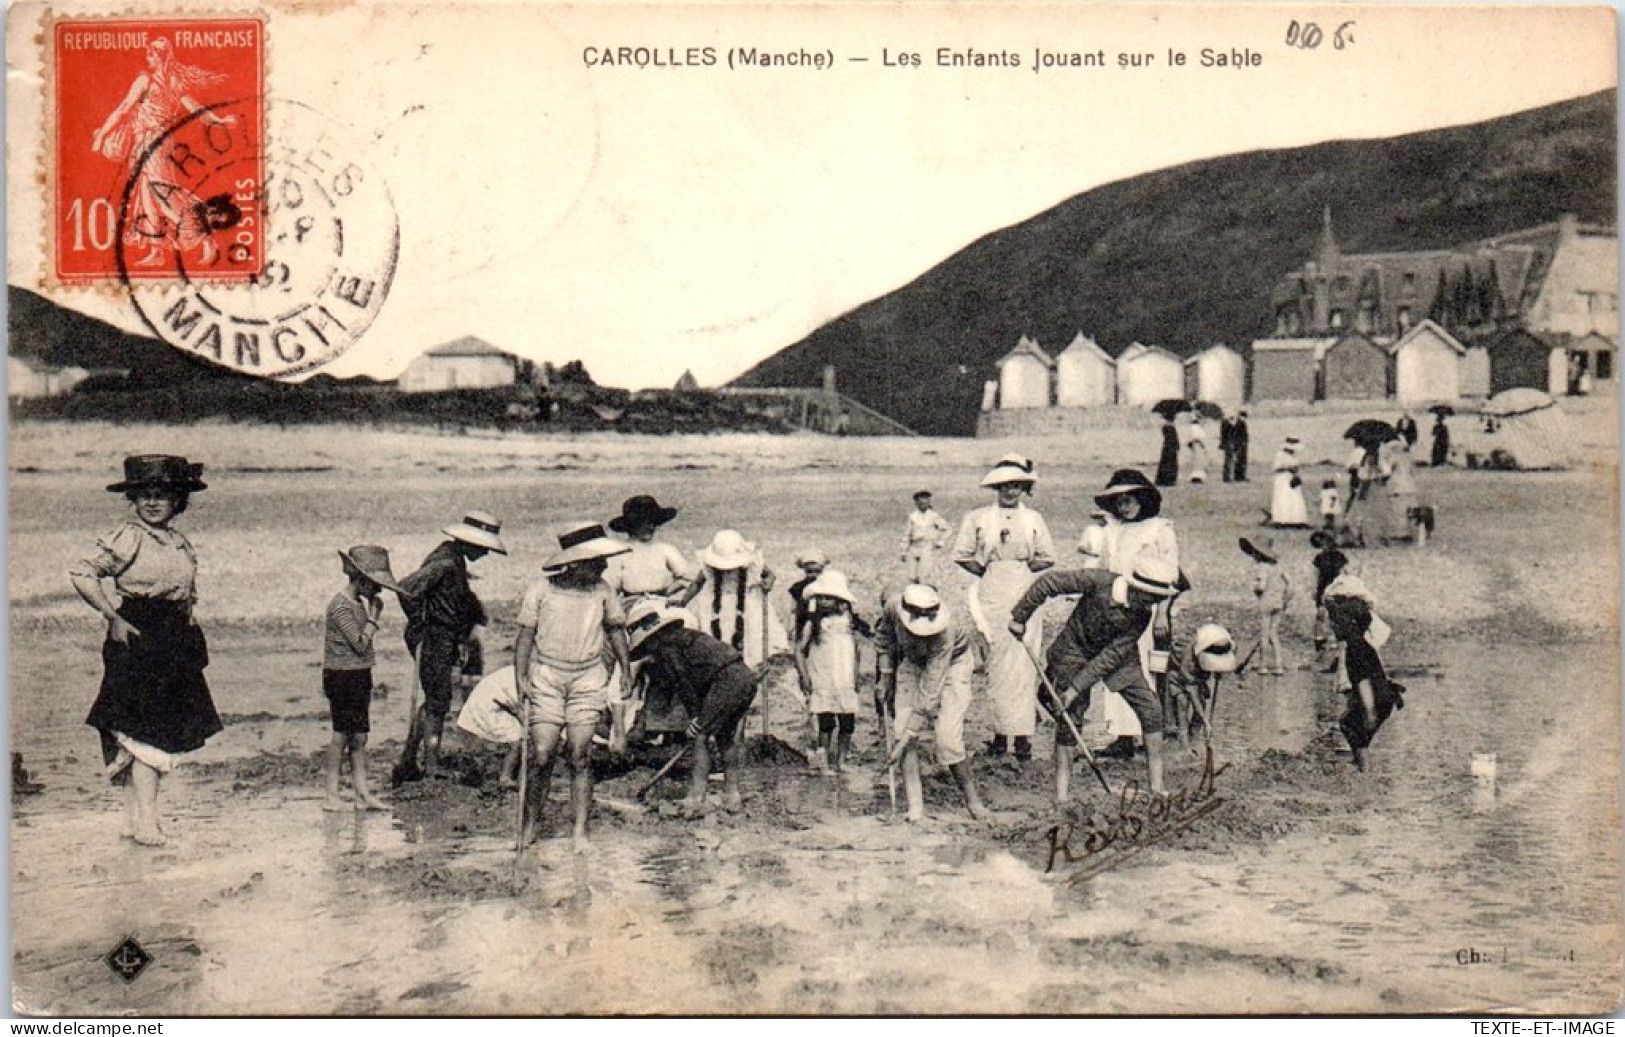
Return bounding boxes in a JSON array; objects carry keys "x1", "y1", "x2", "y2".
[
  {"x1": 8, "y1": 285, "x2": 246, "y2": 386},
  {"x1": 731, "y1": 90, "x2": 1617, "y2": 436}
]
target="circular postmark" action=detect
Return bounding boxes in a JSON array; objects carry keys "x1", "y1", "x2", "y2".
[{"x1": 118, "y1": 98, "x2": 398, "y2": 378}]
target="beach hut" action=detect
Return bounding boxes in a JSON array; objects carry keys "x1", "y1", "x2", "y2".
[
  {"x1": 1322, "y1": 332, "x2": 1388, "y2": 400},
  {"x1": 1477, "y1": 388, "x2": 1571, "y2": 470},
  {"x1": 1116, "y1": 342, "x2": 1183, "y2": 407},
  {"x1": 1249, "y1": 338, "x2": 1328, "y2": 402},
  {"x1": 399, "y1": 336, "x2": 520, "y2": 392},
  {"x1": 1390, "y1": 320, "x2": 1465, "y2": 405},
  {"x1": 1182, "y1": 343, "x2": 1246, "y2": 410},
  {"x1": 1054, "y1": 333, "x2": 1116, "y2": 406},
  {"x1": 995, "y1": 335, "x2": 1053, "y2": 409},
  {"x1": 1485, "y1": 329, "x2": 1566, "y2": 396}
]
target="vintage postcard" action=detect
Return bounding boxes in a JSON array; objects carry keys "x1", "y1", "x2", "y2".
[{"x1": 6, "y1": 0, "x2": 1619, "y2": 1018}]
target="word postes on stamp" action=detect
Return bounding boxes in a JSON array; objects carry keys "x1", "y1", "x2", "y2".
[
  {"x1": 124, "y1": 99, "x2": 401, "y2": 378},
  {"x1": 53, "y1": 17, "x2": 265, "y2": 285}
]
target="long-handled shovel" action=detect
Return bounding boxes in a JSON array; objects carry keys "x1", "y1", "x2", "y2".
[
  {"x1": 395, "y1": 645, "x2": 425, "y2": 783},
  {"x1": 1018, "y1": 637, "x2": 1114, "y2": 797},
  {"x1": 636, "y1": 741, "x2": 691, "y2": 803},
  {"x1": 511, "y1": 718, "x2": 530, "y2": 893}
]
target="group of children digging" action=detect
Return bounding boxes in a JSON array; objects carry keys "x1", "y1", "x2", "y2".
[{"x1": 317, "y1": 477, "x2": 1403, "y2": 847}]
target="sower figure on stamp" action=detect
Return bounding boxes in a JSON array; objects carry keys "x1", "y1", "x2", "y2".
[
  {"x1": 395, "y1": 510, "x2": 504, "y2": 784},
  {"x1": 876, "y1": 585, "x2": 988, "y2": 822},
  {"x1": 1008, "y1": 557, "x2": 1182, "y2": 801}
]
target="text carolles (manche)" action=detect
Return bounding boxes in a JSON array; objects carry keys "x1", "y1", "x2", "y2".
[{"x1": 582, "y1": 46, "x2": 718, "y2": 68}]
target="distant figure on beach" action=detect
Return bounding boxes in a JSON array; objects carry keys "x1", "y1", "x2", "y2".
[
  {"x1": 1220, "y1": 409, "x2": 1250, "y2": 482},
  {"x1": 900, "y1": 490, "x2": 952, "y2": 585},
  {"x1": 1156, "y1": 415, "x2": 1180, "y2": 487},
  {"x1": 795, "y1": 570, "x2": 861, "y2": 774},
  {"x1": 1241, "y1": 534, "x2": 1291, "y2": 675},
  {"x1": 70, "y1": 455, "x2": 221, "y2": 847},
  {"x1": 1325, "y1": 589, "x2": 1405, "y2": 771},
  {"x1": 1186, "y1": 424, "x2": 1209, "y2": 484},
  {"x1": 1431, "y1": 413, "x2": 1451, "y2": 467},
  {"x1": 1268, "y1": 437, "x2": 1310, "y2": 528},
  {"x1": 1395, "y1": 412, "x2": 1419, "y2": 449}
]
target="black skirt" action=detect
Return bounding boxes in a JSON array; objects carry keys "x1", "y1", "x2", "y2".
[{"x1": 86, "y1": 598, "x2": 223, "y2": 763}]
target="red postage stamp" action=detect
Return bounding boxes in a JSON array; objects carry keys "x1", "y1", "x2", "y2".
[{"x1": 51, "y1": 17, "x2": 265, "y2": 284}]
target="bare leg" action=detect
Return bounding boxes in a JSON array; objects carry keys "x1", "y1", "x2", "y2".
[
  {"x1": 684, "y1": 734, "x2": 711, "y2": 814},
  {"x1": 1144, "y1": 732, "x2": 1167, "y2": 796},
  {"x1": 422, "y1": 710, "x2": 445, "y2": 775},
  {"x1": 949, "y1": 761, "x2": 988, "y2": 820},
  {"x1": 717, "y1": 726, "x2": 744, "y2": 812},
  {"x1": 121, "y1": 779, "x2": 138, "y2": 838},
  {"x1": 324, "y1": 733, "x2": 349, "y2": 811},
  {"x1": 833, "y1": 715, "x2": 853, "y2": 773},
  {"x1": 900, "y1": 745, "x2": 924, "y2": 822},
  {"x1": 351, "y1": 735, "x2": 389, "y2": 810},
  {"x1": 1054, "y1": 743, "x2": 1073, "y2": 805},
  {"x1": 565, "y1": 722, "x2": 596, "y2": 851},
  {"x1": 130, "y1": 761, "x2": 165, "y2": 846},
  {"x1": 523, "y1": 723, "x2": 563, "y2": 846}
]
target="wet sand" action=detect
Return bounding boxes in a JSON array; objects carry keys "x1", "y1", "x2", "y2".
[{"x1": 9, "y1": 422, "x2": 1620, "y2": 1015}]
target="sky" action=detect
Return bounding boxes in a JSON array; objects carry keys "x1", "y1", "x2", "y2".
[{"x1": 6, "y1": 2, "x2": 1619, "y2": 389}]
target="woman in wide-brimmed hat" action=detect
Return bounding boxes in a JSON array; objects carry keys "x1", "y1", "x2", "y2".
[
  {"x1": 1089, "y1": 468, "x2": 1183, "y2": 757},
  {"x1": 605, "y1": 495, "x2": 700, "y2": 609},
  {"x1": 69, "y1": 455, "x2": 222, "y2": 846},
  {"x1": 952, "y1": 455, "x2": 1056, "y2": 761},
  {"x1": 1268, "y1": 436, "x2": 1311, "y2": 528},
  {"x1": 690, "y1": 529, "x2": 788, "y2": 668}
]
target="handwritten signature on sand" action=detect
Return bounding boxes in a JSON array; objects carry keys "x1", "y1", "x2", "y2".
[{"x1": 1041, "y1": 746, "x2": 1229, "y2": 886}]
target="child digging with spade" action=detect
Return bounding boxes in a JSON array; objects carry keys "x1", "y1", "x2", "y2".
[{"x1": 323, "y1": 546, "x2": 404, "y2": 812}]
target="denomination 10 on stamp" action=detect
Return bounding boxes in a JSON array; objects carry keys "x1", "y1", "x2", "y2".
[{"x1": 52, "y1": 17, "x2": 265, "y2": 284}]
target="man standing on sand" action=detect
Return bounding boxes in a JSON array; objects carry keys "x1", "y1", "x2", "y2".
[
  {"x1": 1008, "y1": 557, "x2": 1181, "y2": 800},
  {"x1": 394, "y1": 510, "x2": 505, "y2": 783}
]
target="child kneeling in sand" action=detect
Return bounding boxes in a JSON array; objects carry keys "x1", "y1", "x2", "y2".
[
  {"x1": 515, "y1": 522, "x2": 632, "y2": 850},
  {"x1": 323, "y1": 546, "x2": 403, "y2": 812},
  {"x1": 627, "y1": 601, "x2": 759, "y2": 815}
]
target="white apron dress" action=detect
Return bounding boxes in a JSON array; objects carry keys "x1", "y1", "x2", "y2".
[
  {"x1": 1270, "y1": 450, "x2": 1310, "y2": 527},
  {"x1": 953, "y1": 502, "x2": 1056, "y2": 740},
  {"x1": 804, "y1": 612, "x2": 859, "y2": 715},
  {"x1": 692, "y1": 565, "x2": 789, "y2": 668}
]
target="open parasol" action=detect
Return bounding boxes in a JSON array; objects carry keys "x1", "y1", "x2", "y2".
[
  {"x1": 1152, "y1": 398, "x2": 1192, "y2": 420},
  {"x1": 1193, "y1": 400, "x2": 1224, "y2": 421},
  {"x1": 1427, "y1": 404, "x2": 1456, "y2": 418},
  {"x1": 1343, "y1": 418, "x2": 1399, "y2": 447}
]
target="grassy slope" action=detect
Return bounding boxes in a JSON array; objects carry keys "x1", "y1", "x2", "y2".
[{"x1": 732, "y1": 91, "x2": 1617, "y2": 436}]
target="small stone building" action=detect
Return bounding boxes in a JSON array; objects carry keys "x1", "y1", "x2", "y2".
[
  {"x1": 1054, "y1": 333, "x2": 1116, "y2": 407},
  {"x1": 1390, "y1": 320, "x2": 1465, "y2": 405},
  {"x1": 1322, "y1": 332, "x2": 1388, "y2": 400},
  {"x1": 995, "y1": 336, "x2": 1054, "y2": 409},
  {"x1": 1182, "y1": 343, "x2": 1246, "y2": 411},
  {"x1": 1115, "y1": 342, "x2": 1183, "y2": 407}
]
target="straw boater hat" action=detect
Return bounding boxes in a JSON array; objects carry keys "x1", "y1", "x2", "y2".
[
  {"x1": 1238, "y1": 534, "x2": 1278, "y2": 564},
  {"x1": 896, "y1": 584, "x2": 948, "y2": 636},
  {"x1": 107, "y1": 454, "x2": 208, "y2": 493},
  {"x1": 607, "y1": 495, "x2": 679, "y2": 534},
  {"x1": 443, "y1": 510, "x2": 507, "y2": 554},
  {"x1": 1192, "y1": 622, "x2": 1238, "y2": 674},
  {"x1": 795, "y1": 547, "x2": 829, "y2": 570},
  {"x1": 338, "y1": 545, "x2": 404, "y2": 594},
  {"x1": 625, "y1": 599, "x2": 685, "y2": 658},
  {"x1": 544, "y1": 521, "x2": 631, "y2": 571},
  {"x1": 980, "y1": 454, "x2": 1037, "y2": 489},
  {"x1": 1125, "y1": 557, "x2": 1181, "y2": 598},
  {"x1": 698, "y1": 529, "x2": 757, "y2": 571},
  {"x1": 1093, "y1": 468, "x2": 1162, "y2": 518},
  {"x1": 804, "y1": 569, "x2": 856, "y2": 605}
]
